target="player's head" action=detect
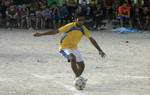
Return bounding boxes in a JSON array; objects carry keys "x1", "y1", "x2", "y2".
[{"x1": 75, "y1": 13, "x2": 85, "y2": 26}]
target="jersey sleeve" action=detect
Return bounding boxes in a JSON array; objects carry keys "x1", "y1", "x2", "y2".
[
  {"x1": 58, "y1": 23, "x2": 73, "y2": 33},
  {"x1": 83, "y1": 26, "x2": 91, "y2": 38}
]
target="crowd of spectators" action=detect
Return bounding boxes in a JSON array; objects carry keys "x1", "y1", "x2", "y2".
[
  {"x1": 115, "y1": 1, "x2": 150, "y2": 30},
  {"x1": 0, "y1": 0, "x2": 150, "y2": 30}
]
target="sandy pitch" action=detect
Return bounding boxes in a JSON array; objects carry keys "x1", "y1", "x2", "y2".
[{"x1": 0, "y1": 29, "x2": 150, "y2": 95}]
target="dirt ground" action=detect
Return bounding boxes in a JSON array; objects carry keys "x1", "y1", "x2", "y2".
[{"x1": 0, "y1": 29, "x2": 150, "y2": 95}]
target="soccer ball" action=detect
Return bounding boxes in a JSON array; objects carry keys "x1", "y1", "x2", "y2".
[{"x1": 73, "y1": 76, "x2": 87, "y2": 90}]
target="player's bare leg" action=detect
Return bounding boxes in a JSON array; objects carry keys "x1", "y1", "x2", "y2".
[
  {"x1": 76, "y1": 62, "x2": 85, "y2": 76},
  {"x1": 68, "y1": 54, "x2": 80, "y2": 77}
]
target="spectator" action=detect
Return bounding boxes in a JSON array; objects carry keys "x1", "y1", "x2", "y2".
[
  {"x1": 16, "y1": 5, "x2": 23, "y2": 28},
  {"x1": 106, "y1": 5, "x2": 114, "y2": 23},
  {"x1": 21, "y1": 4, "x2": 29, "y2": 29},
  {"x1": 6, "y1": 5, "x2": 18, "y2": 29},
  {"x1": 0, "y1": 0, "x2": 149, "y2": 31},
  {"x1": 42, "y1": 7, "x2": 52, "y2": 29},
  {"x1": 142, "y1": 6, "x2": 150, "y2": 30},
  {"x1": 2, "y1": 0, "x2": 12, "y2": 7},
  {"x1": 59, "y1": 4, "x2": 69, "y2": 26},
  {"x1": 29, "y1": 6, "x2": 36, "y2": 29},
  {"x1": 52, "y1": 5, "x2": 61, "y2": 28},
  {"x1": 78, "y1": 0, "x2": 89, "y2": 17},
  {"x1": 35, "y1": 7, "x2": 43, "y2": 29},
  {"x1": 131, "y1": 5, "x2": 144, "y2": 29},
  {"x1": 93, "y1": 4, "x2": 106, "y2": 30},
  {"x1": 0, "y1": 2, "x2": 7, "y2": 27},
  {"x1": 117, "y1": 2, "x2": 132, "y2": 27},
  {"x1": 66, "y1": 0, "x2": 77, "y2": 22},
  {"x1": 86, "y1": 5, "x2": 91, "y2": 18}
]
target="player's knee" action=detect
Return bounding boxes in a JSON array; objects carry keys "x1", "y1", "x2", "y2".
[{"x1": 69, "y1": 54, "x2": 76, "y2": 63}]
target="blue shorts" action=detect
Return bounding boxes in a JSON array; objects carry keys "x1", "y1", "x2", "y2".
[{"x1": 117, "y1": 16, "x2": 131, "y2": 20}]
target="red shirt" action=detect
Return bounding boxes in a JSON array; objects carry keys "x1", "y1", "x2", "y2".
[{"x1": 118, "y1": 5, "x2": 131, "y2": 16}]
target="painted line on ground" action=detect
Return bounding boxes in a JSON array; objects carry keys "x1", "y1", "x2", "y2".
[
  {"x1": 124, "y1": 75, "x2": 150, "y2": 79},
  {"x1": 31, "y1": 74, "x2": 86, "y2": 95},
  {"x1": 101, "y1": 73, "x2": 150, "y2": 79}
]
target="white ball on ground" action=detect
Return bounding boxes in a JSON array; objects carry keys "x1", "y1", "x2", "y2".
[{"x1": 73, "y1": 76, "x2": 87, "y2": 90}]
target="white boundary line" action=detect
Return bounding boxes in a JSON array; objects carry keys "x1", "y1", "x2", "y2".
[
  {"x1": 124, "y1": 75, "x2": 150, "y2": 79},
  {"x1": 31, "y1": 73, "x2": 150, "y2": 95},
  {"x1": 31, "y1": 74, "x2": 86, "y2": 95},
  {"x1": 0, "y1": 77, "x2": 12, "y2": 82},
  {"x1": 101, "y1": 74, "x2": 150, "y2": 79}
]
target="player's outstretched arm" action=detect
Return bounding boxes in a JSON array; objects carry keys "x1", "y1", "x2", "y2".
[
  {"x1": 89, "y1": 37, "x2": 106, "y2": 58},
  {"x1": 33, "y1": 29, "x2": 59, "y2": 37}
]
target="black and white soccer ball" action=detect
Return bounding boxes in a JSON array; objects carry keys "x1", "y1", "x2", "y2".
[{"x1": 73, "y1": 76, "x2": 87, "y2": 90}]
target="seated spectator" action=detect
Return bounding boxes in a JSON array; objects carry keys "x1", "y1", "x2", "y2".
[
  {"x1": 21, "y1": 4, "x2": 29, "y2": 29},
  {"x1": 16, "y1": 5, "x2": 23, "y2": 28},
  {"x1": 66, "y1": 0, "x2": 77, "y2": 22},
  {"x1": 131, "y1": 5, "x2": 144, "y2": 29},
  {"x1": 93, "y1": 4, "x2": 106, "y2": 30},
  {"x1": 6, "y1": 5, "x2": 18, "y2": 29},
  {"x1": 0, "y1": 12, "x2": 1, "y2": 26},
  {"x1": 142, "y1": 7, "x2": 150, "y2": 30},
  {"x1": 117, "y1": 2, "x2": 132, "y2": 27},
  {"x1": 42, "y1": 7, "x2": 52, "y2": 29},
  {"x1": 29, "y1": 6, "x2": 36, "y2": 29},
  {"x1": 0, "y1": 3, "x2": 7, "y2": 27},
  {"x1": 35, "y1": 7, "x2": 43, "y2": 29},
  {"x1": 3, "y1": 0, "x2": 12, "y2": 7},
  {"x1": 52, "y1": 5, "x2": 61, "y2": 28}
]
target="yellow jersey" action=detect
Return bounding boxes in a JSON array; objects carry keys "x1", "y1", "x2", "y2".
[{"x1": 58, "y1": 22, "x2": 91, "y2": 50}]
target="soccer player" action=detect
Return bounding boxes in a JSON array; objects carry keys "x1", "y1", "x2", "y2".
[{"x1": 33, "y1": 13, "x2": 106, "y2": 78}]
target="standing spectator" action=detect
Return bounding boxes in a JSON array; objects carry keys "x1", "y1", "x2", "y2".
[{"x1": 117, "y1": 2, "x2": 132, "y2": 27}]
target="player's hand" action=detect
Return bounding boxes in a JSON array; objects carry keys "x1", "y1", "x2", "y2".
[
  {"x1": 33, "y1": 32, "x2": 41, "y2": 37},
  {"x1": 99, "y1": 51, "x2": 106, "y2": 58}
]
